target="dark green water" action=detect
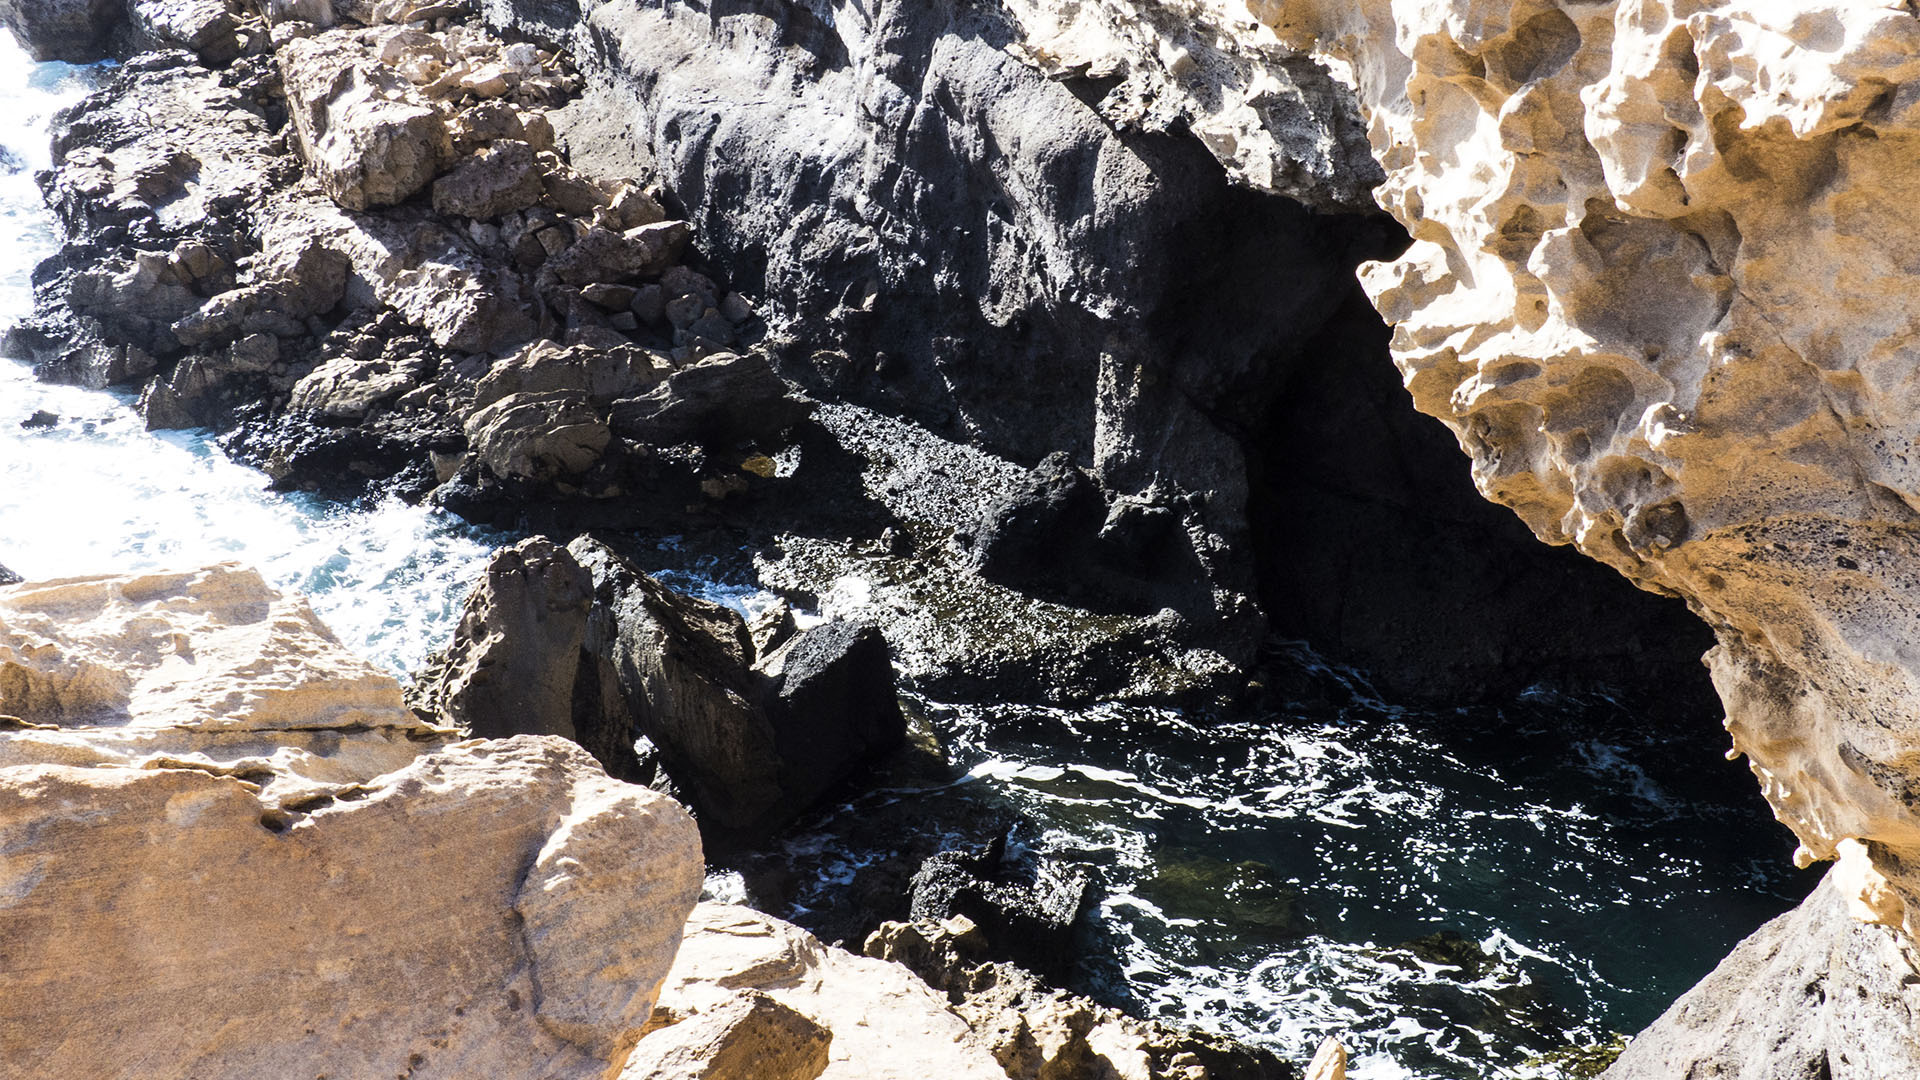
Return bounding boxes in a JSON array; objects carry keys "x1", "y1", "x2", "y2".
[{"x1": 758, "y1": 646, "x2": 1813, "y2": 1079}]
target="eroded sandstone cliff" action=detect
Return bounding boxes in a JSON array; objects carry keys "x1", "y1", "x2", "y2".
[{"x1": 985, "y1": 0, "x2": 1920, "y2": 1072}]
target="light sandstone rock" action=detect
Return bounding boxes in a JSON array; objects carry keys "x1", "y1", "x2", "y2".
[
  {"x1": 0, "y1": 564, "x2": 705, "y2": 1080},
  {"x1": 620, "y1": 990, "x2": 831, "y2": 1080},
  {"x1": 657, "y1": 902, "x2": 1008, "y2": 1080},
  {"x1": 278, "y1": 28, "x2": 454, "y2": 210}
]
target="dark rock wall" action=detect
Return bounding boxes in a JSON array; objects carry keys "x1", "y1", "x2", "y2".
[{"x1": 480, "y1": 0, "x2": 1709, "y2": 700}]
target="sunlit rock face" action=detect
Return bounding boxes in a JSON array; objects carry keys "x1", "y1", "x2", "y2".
[
  {"x1": 0, "y1": 566, "x2": 705, "y2": 1080},
  {"x1": 1002, "y1": 0, "x2": 1920, "y2": 941}
]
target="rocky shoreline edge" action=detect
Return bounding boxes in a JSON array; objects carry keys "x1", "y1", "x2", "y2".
[{"x1": 0, "y1": 562, "x2": 1322, "y2": 1079}]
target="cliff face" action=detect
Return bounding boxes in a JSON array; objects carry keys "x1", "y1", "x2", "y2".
[
  {"x1": 989, "y1": 0, "x2": 1920, "y2": 1071},
  {"x1": 466, "y1": 0, "x2": 1712, "y2": 702}
]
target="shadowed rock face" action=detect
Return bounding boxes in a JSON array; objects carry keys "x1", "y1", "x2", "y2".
[{"x1": 474, "y1": 0, "x2": 1709, "y2": 701}]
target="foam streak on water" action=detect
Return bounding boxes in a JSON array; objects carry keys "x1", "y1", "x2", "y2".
[{"x1": 0, "y1": 39, "x2": 495, "y2": 672}]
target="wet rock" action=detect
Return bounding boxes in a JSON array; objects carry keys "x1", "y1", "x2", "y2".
[
  {"x1": 970, "y1": 451, "x2": 1105, "y2": 592},
  {"x1": 564, "y1": 536, "x2": 782, "y2": 835},
  {"x1": 608, "y1": 352, "x2": 812, "y2": 450},
  {"x1": 20, "y1": 410, "x2": 58, "y2": 429},
  {"x1": 864, "y1": 917, "x2": 1297, "y2": 1080},
  {"x1": 414, "y1": 536, "x2": 592, "y2": 742},
  {"x1": 432, "y1": 139, "x2": 546, "y2": 220},
  {"x1": 756, "y1": 619, "x2": 907, "y2": 817},
  {"x1": 619, "y1": 990, "x2": 830, "y2": 1080},
  {"x1": 0, "y1": 0, "x2": 124, "y2": 61},
  {"x1": 909, "y1": 835, "x2": 1088, "y2": 982},
  {"x1": 0, "y1": 564, "x2": 20, "y2": 586},
  {"x1": 747, "y1": 599, "x2": 797, "y2": 659},
  {"x1": 279, "y1": 28, "x2": 453, "y2": 210}
]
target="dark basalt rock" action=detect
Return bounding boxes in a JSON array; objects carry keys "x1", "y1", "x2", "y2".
[
  {"x1": 0, "y1": 0, "x2": 125, "y2": 62},
  {"x1": 910, "y1": 833, "x2": 1089, "y2": 982},
  {"x1": 608, "y1": 351, "x2": 814, "y2": 450},
  {"x1": 417, "y1": 534, "x2": 908, "y2": 845},
  {"x1": 478, "y1": 0, "x2": 1712, "y2": 704}
]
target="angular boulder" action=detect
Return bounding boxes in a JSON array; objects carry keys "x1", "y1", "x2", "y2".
[
  {"x1": 414, "y1": 536, "x2": 593, "y2": 742},
  {"x1": 278, "y1": 28, "x2": 453, "y2": 210},
  {"x1": 433, "y1": 138, "x2": 548, "y2": 220}
]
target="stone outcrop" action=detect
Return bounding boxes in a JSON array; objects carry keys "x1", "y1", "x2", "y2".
[
  {"x1": 1604, "y1": 870, "x2": 1920, "y2": 1079},
  {"x1": 417, "y1": 536, "x2": 909, "y2": 844},
  {"x1": 0, "y1": 564, "x2": 704, "y2": 1080},
  {"x1": 863, "y1": 915, "x2": 1295, "y2": 1080},
  {"x1": 968, "y1": 0, "x2": 1920, "y2": 1069},
  {"x1": 470, "y1": 0, "x2": 1713, "y2": 703}
]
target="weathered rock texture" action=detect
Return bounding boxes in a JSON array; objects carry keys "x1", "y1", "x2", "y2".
[
  {"x1": 416, "y1": 535, "x2": 908, "y2": 844},
  {"x1": 0, "y1": 565, "x2": 705, "y2": 1079},
  {"x1": 468, "y1": 0, "x2": 1713, "y2": 703},
  {"x1": 977, "y1": 0, "x2": 1920, "y2": 1069}
]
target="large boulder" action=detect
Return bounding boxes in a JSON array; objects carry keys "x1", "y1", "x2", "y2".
[
  {"x1": 649, "y1": 903, "x2": 1008, "y2": 1080},
  {"x1": 414, "y1": 536, "x2": 593, "y2": 741},
  {"x1": 0, "y1": 564, "x2": 704, "y2": 1079},
  {"x1": 278, "y1": 28, "x2": 453, "y2": 211},
  {"x1": 416, "y1": 536, "x2": 906, "y2": 843}
]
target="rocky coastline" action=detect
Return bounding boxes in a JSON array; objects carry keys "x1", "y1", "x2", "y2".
[{"x1": 5, "y1": 0, "x2": 1915, "y2": 1077}]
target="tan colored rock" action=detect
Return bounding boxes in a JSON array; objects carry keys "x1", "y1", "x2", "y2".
[
  {"x1": 254, "y1": 190, "x2": 538, "y2": 353},
  {"x1": 1305, "y1": 1037, "x2": 1346, "y2": 1080},
  {"x1": 621, "y1": 990, "x2": 831, "y2": 1080},
  {"x1": 661, "y1": 903, "x2": 1009, "y2": 1080},
  {"x1": 471, "y1": 338, "x2": 662, "y2": 411},
  {"x1": 288, "y1": 353, "x2": 428, "y2": 421},
  {"x1": 465, "y1": 388, "x2": 613, "y2": 481},
  {"x1": 0, "y1": 564, "x2": 424, "y2": 734},
  {"x1": 434, "y1": 139, "x2": 548, "y2": 220},
  {"x1": 0, "y1": 565, "x2": 705, "y2": 1080},
  {"x1": 278, "y1": 28, "x2": 453, "y2": 211}
]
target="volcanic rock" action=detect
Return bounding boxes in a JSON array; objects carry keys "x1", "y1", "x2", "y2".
[
  {"x1": 608, "y1": 351, "x2": 813, "y2": 449},
  {"x1": 415, "y1": 536, "x2": 593, "y2": 741},
  {"x1": 0, "y1": 0, "x2": 124, "y2": 61}
]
